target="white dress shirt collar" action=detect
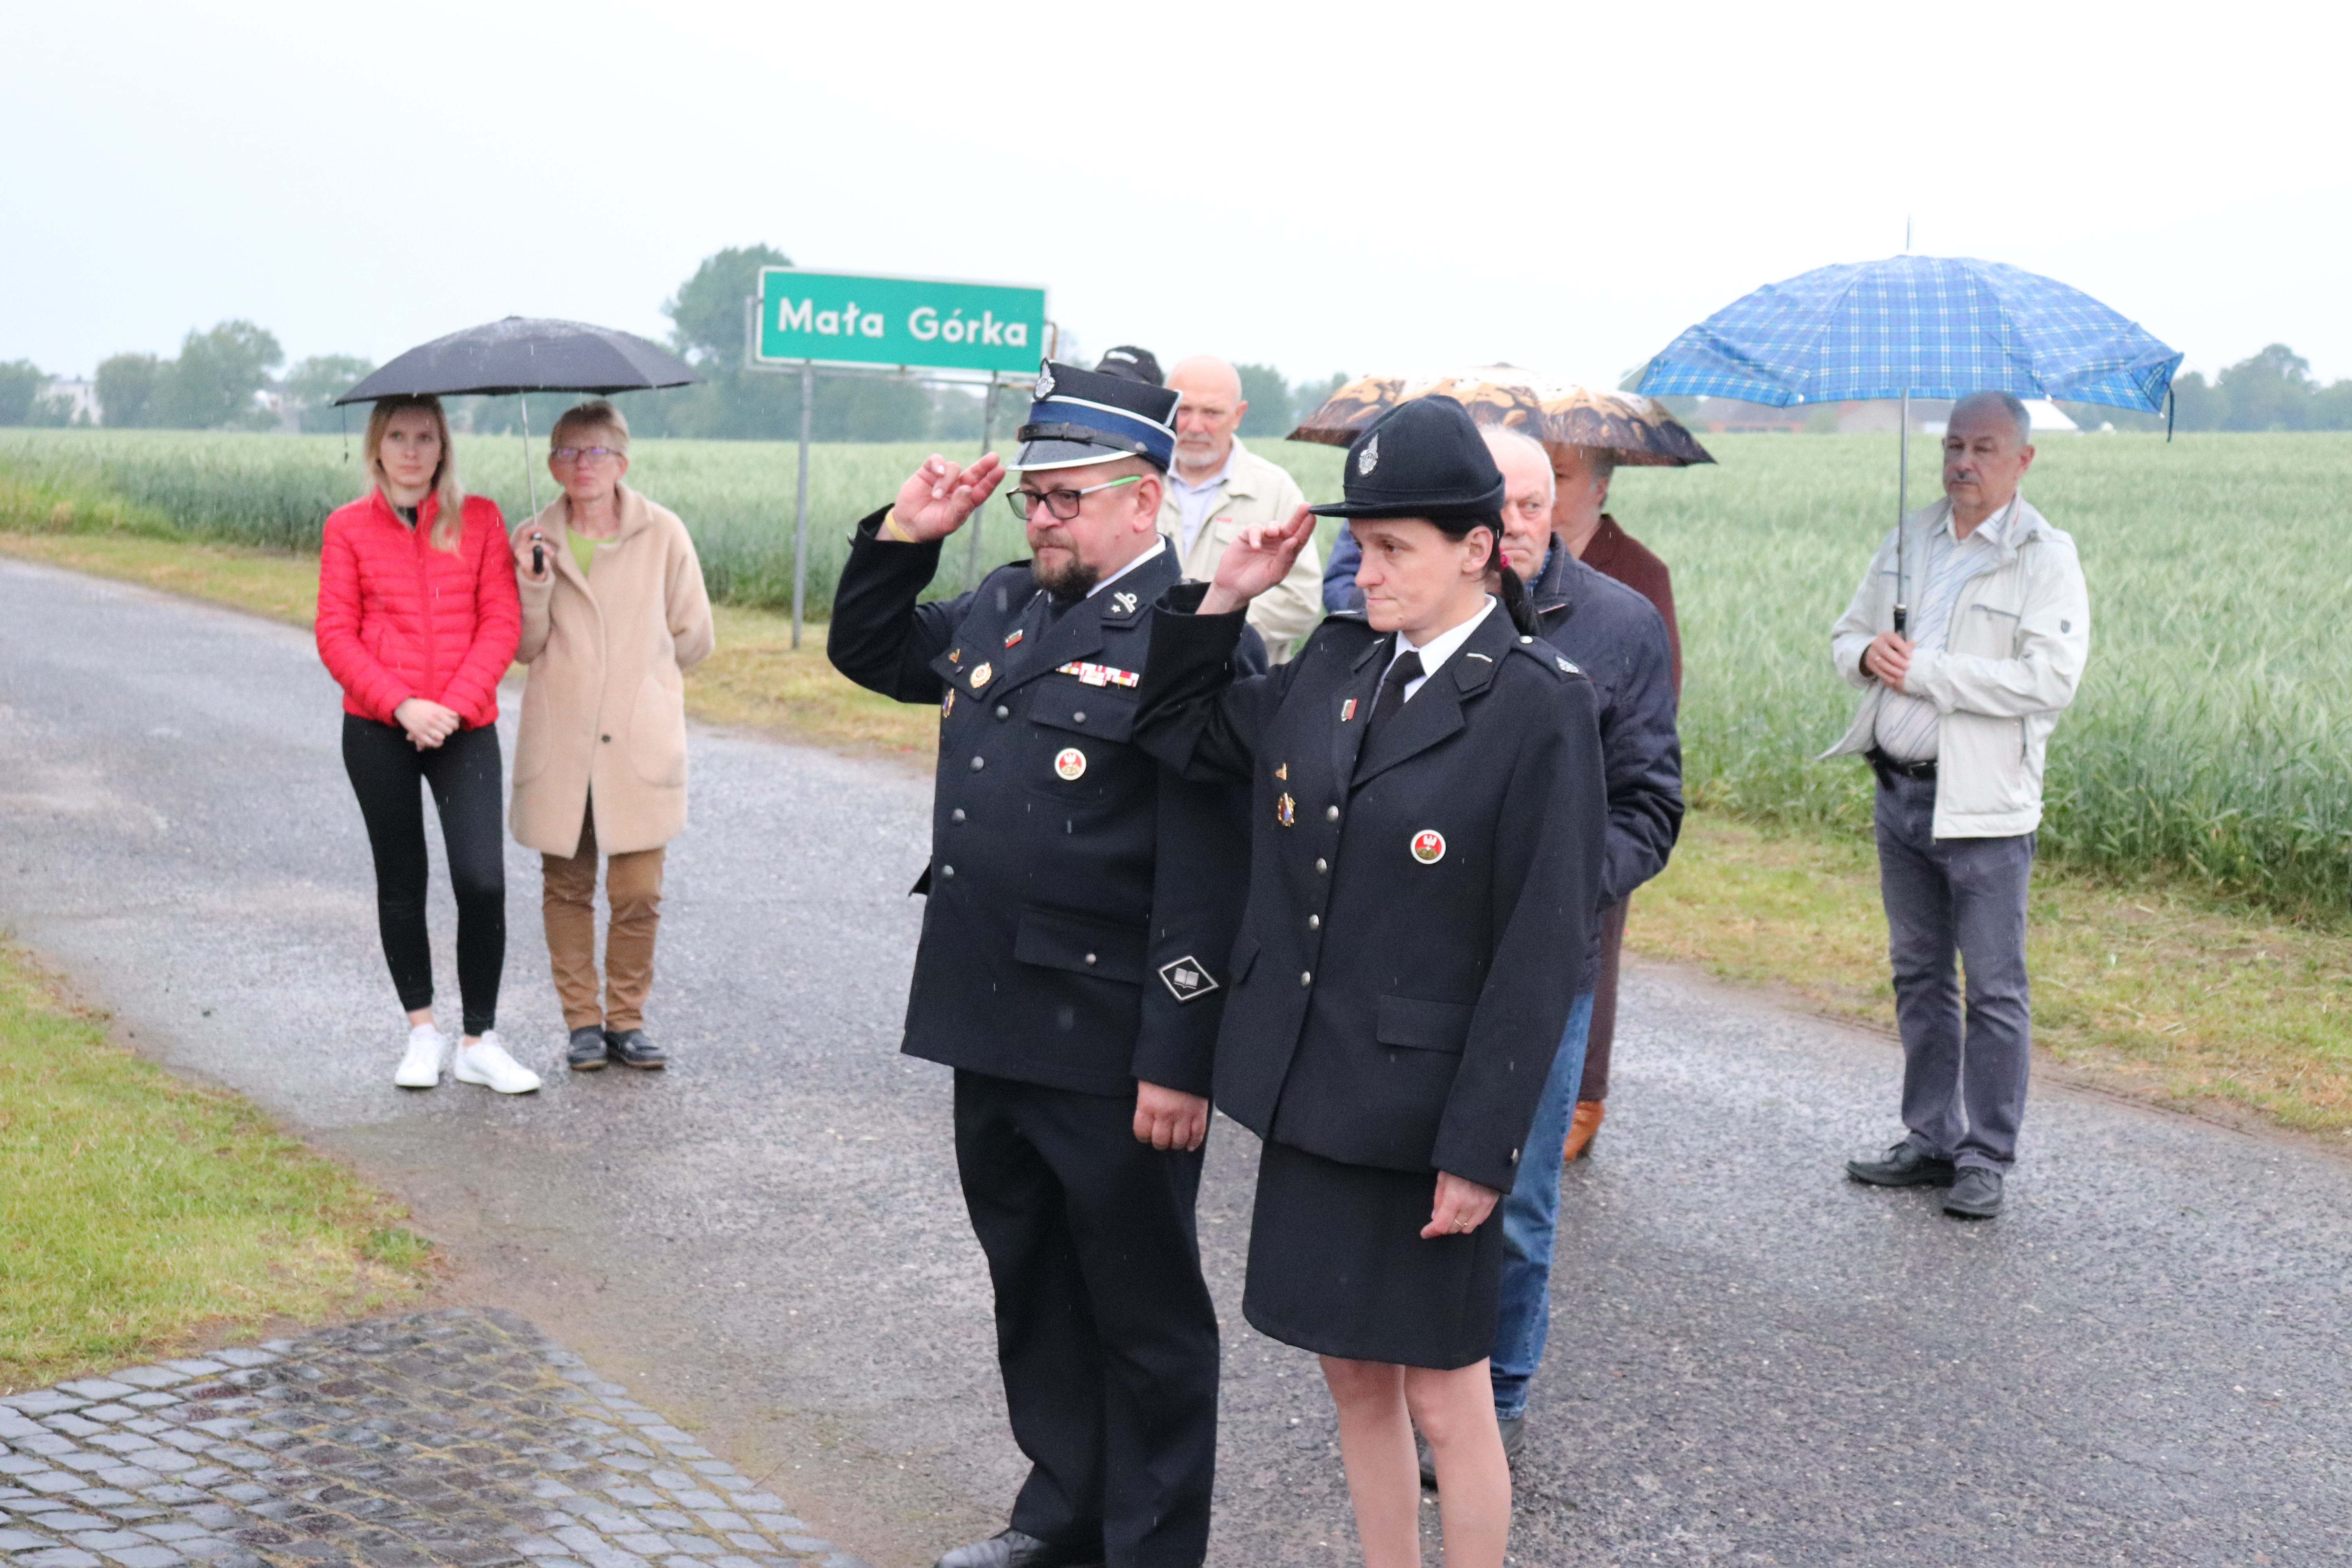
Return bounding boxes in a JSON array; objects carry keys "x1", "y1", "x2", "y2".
[
  {"x1": 1383, "y1": 595, "x2": 1499, "y2": 702},
  {"x1": 1085, "y1": 534, "x2": 1166, "y2": 598}
]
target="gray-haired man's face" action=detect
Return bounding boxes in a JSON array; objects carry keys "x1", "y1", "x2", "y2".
[{"x1": 1943, "y1": 403, "x2": 2035, "y2": 519}]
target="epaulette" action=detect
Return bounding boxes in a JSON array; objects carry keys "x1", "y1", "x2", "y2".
[{"x1": 1510, "y1": 633, "x2": 1586, "y2": 681}]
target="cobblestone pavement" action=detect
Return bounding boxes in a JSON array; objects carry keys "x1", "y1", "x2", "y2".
[{"x1": 0, "y1": 1312, "x2": 866, "y2": 1568}]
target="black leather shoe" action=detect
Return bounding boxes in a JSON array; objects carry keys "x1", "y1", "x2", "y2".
[
  {"x1": 1419, "y1": 1413, "x2": 1525, "y2": 1487},
  {"x1": 1944, "y1": 1167, "x2": 2004, "y2": 1218},
  {"x1": 933, "y1": 1528, "x2": 1102, "y2": 1568},
  {"x1": 1846, "y1": 1142, "x2": 1956, "y2": 1187},
  {"x1": 605, "y1": 1028, "x2": 667, "y2": 1070},
  {"x1": 565, "y1": 1026, "x2": 610, "y2": 1071}
]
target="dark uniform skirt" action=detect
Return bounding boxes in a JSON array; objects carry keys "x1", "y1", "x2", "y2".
[{"x1": 1242, "y1": 1138, "x2": 1505, "y2": 1370}]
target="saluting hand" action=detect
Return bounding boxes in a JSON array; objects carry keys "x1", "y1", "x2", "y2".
[
  {"x1": 1422, "y1": 1171, "x2": 1501, "y2": 1240},
  {"x1": 1200, "y1": 504, "x2": 1317, "y2": 615},
  {"x1": 888, "y1": 453, "x2": 1008, "y2": 543},
  {"x1": 1133, "y1": 1081, "x2": 1209, "y2": 1152}
]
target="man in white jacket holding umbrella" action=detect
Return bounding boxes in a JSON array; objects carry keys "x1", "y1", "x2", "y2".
[{"x1": 1823, "y1": 390, "x2": 2090, "y2": 1220}]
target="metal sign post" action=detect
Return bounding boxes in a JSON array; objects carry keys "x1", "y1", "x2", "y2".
[
  {"x1": 792, "y1": 361, "x2": 815, "y2": 648},
  {"x1": 967, "y1": 375, "x2": 1002, "y2": 589}
]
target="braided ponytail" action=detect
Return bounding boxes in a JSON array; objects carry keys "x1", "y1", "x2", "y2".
[{"x1": 1441, "y1": 513, "x2": 1544, "y2": 637}]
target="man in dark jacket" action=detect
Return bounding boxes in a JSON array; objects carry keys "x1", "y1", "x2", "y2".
[
  {"x1": 828, "y1": 361, "x2": 1256, "y2": 1568},
  {"x1": 1412, "y1": 424, "x2": 1681, "y2": 1476},
  {"x1": 1328, "y1": 437, "x2": 1682, "y2": 1160}
]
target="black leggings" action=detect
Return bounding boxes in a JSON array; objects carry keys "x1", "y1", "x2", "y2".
[{"x1": 341, "y1": 714, "x2": 506, "y2": 1035}]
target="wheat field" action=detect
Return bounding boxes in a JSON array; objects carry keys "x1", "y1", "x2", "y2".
[{"x1": 6, "y1": 426, "x2": 2349, "y2": 911}]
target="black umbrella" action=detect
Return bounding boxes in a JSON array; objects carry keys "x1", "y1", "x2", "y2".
[
  {"x1": 336, "y1": 316, "x2": 699, "y2": 518},
  {"x1": 334, "y1": 316, "x2": 698, "y2": 403}
]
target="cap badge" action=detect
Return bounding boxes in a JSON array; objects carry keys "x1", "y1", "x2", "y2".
[
  {"x1": 1158, "y1": 955, "x2": 1219, "y2": 1004},
  {"x1": 971, "y1": 662, "x2": 993, "y2": 689},
  {"x1": 1410, "y1": 829, "x2": 1446, "y2": 865},
  {"x1": 1054, "y1": 747, "x2": 1087, "y2": 781},
  {"x1": 1276, "y1": 793, "x2": 1296, "y2": 828},
  {"x1": 1035, "y1": 365, "x2": 1057, "y2": 400},
  {"x1": 1358, "y1": 434, "x2": 1380, "y2": 475},
  {"x1": 1112, "y1": 591, "x2": 1139, "y2": 616}
]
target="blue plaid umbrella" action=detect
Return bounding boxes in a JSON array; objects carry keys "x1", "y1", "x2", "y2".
[
  {"x1": 1635, "y1": 254, "x2": 2181, "y2": 414},
  {"x1": 1638, "y1": 255, "x2": 2179, "y2": 631}
]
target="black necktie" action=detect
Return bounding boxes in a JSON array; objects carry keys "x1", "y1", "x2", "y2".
[{"x1": 1365, "y1": 650, "x2": 1423, "y2": 742}]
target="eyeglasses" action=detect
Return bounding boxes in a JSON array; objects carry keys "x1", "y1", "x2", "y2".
[
  {"x1": 552, "y1": 445, "x2": 621, "y2": 464},
  {"x1": 1004, "y1": 474, "x2": 1141, "y2": 521}
]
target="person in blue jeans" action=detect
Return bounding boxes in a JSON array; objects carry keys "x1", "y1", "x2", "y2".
[{"x1": 1417, "y1": 425, "x2": 1682, "y2": 1479}]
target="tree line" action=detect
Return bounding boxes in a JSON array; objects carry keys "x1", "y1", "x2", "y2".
[{"x1": 0, "y1": 244, "x2": 1350, "y2": 444}]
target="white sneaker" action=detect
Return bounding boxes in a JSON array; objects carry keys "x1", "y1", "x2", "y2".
[
  {"x1": 395, "y1": 1024, "x2": 447, "y2": 1089},
  {"x1": 452, "y1": 1032, "x2": 542, "y2": 1094}
]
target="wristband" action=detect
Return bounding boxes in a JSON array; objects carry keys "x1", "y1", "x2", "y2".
[{"x1": 878, "y1": 509, "x2": 918, "y2": 544}]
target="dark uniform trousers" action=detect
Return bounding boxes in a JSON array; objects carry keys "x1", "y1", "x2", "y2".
[
  {"x1": 1523, "y1": 543, "x2": 1684, "y2": 1104},
  {"x1": 955, "y1": 1072, "x2": 1217, "y2": 1564},
  {"x1": 829, "y1": 513, "x2": 1254, "y2": 1568}
]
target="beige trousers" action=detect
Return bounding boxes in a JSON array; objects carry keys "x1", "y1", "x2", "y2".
[{"x1": 542, "y1": 802, "x2": 666, "y2": 1032}]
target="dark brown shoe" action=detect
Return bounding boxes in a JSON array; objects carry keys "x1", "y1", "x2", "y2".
[{"x1": 1563, "y1": 1099, "x2": 1605, "y2": 1163}]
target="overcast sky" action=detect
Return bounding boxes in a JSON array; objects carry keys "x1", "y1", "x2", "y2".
[{"x1": 12, "y1": 1, "x2": 2345, "y2": 391}]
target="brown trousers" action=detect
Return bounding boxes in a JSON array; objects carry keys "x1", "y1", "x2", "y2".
[
  {"x1": 1577, "y1": 896, "x2": 1632, "y2": 1103},
  {"x1": 542, "y1": 804, "x2": 666, "y2": 1032}
]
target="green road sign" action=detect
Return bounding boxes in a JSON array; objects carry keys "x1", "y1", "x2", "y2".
[{"x1": 755, "y1": 268, "x2": 1047, "y2": 375}]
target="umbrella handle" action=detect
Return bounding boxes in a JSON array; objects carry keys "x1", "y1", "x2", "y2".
[{"x1": 1893, "y1": 604, "x2": 1908, "y2": 637}]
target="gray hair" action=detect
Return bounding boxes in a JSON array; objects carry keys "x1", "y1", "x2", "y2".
[
  {"x1": 1951, "y1": 389, "x2": 2032, "y2": 446},
  {"x1": 1479, "y1": 422, "x2": 1557, "y2": 501}
]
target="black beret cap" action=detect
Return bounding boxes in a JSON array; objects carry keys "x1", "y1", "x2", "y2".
[{"x1": 1309, "y1": 395, "x2": 1507, "y2": 521}]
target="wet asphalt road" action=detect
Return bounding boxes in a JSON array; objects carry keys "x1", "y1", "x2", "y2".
[{"x1": 2, "y1": 555, "x2": 2348, "y2": 1568}]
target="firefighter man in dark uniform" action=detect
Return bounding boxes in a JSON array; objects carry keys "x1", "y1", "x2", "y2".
[{"x1": 828, "y1": 361, "x2": 1258, "y2": 1568}]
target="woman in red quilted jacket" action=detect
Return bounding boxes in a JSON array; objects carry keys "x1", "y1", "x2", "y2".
[{"x1": 316, "y1": 395, "x2": 535, "y2": 1093}]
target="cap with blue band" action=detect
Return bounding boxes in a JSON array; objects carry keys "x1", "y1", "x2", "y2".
[{"x1": 1013, "y1": 360, "x2": 1180, "y2": 472}]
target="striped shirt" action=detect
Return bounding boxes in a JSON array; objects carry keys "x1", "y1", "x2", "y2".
[{"x1": 1873, "y1": 497, "x2": 2020, "y2": 762}]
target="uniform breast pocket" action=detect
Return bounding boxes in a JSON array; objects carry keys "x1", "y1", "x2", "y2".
[{"x1": 1025, "y1": 689, "x2": 1142, "y2": 806}]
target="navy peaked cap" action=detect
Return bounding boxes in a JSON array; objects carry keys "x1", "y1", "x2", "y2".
[
  {"x1": 1014, "y1": 359, "x2": 1180, "y2": 472},
  {"x1": 1309, "y1": 395, "x2": 1507, "y2": 520}
]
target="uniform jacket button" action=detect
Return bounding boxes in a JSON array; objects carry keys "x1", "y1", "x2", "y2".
[
  {"x1": 1300, "y1": 970, "x2": 1313, "y2": 986},
  {"x1": 995, "y1": 704, "x2": 1010, "y2": 719},
  {"x1": 1073, "y1": 711, "x2": 1087, "y2": 723},
  {"x1": 1308, "y1": 914, "x2": 1320, "y2": 929},
  {"x1": 1315, "y1": 858, "x2": 1328, "y2": 874},
  {"x1": 951, "y1": 808, "x2": 966, "y2": 823},
  {"x1": 940, "y1": 864, "x2": 955, "y2": 878},
  {"x1": 1325, "y1": 804, "x2": 1339, "y2": 821},
  {"x1": 1084, "y1": 953, "x2": 1098, "y2": 965},
  {"x1": 970, "y1": 755, "x2": 985, "y2": 771}
]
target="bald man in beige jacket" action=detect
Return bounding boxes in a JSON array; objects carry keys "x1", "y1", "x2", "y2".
[{"x1": 1157, "y1": 356, "x2": 1323, "y2": 661}]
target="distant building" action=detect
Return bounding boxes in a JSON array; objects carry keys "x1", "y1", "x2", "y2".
[
  {"x1": 1694, "y1": 397, "x2": 1809, "y2": 434},
  {"x1": 43, "y1": 377, "x2": 98, "y2": 423},
  {"x1": 1919, "y1": 399, "x2": 2079, "y2": 437}
]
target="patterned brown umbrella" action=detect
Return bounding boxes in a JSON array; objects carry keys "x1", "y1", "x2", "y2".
[{"x1": 1288, "y1": 365, "x2": 1714, "y2": 467}]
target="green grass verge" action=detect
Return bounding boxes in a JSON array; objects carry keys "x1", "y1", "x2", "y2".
[{"x1": 0, "y1": 943, "x2": 432, "y2": 1392}]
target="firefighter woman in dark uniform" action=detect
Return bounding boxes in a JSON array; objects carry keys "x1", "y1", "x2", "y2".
[{"x1": 1132, "y1": 396, "x2": 1607, "y2": 1568}]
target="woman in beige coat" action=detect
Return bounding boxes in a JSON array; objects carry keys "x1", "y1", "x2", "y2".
[{"x1": 510, "y1": 400, "x2": 714, "y2": 1070}]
